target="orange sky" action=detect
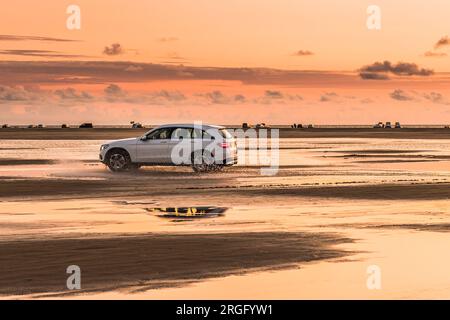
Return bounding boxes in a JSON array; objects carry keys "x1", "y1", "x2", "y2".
[{"x1": 0, "y1": 1, "x2": 450, "y2": 124}]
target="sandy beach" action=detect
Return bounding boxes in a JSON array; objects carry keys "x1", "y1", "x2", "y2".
[{"x1": 1, "y1": 128, "x2": 450, "y2": 299}]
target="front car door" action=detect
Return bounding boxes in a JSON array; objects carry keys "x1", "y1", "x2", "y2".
[{"x1": 136, "y1": 128, "x2": 173, "y2": 163}]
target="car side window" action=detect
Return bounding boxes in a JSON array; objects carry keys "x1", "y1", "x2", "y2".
[
  {"x1": 171, "y1": 127, "x2": 192, "y2": 140},
  {"x1": 192, "y1": 128, "x2": 202, "y2": 139},
  {"x1": 191, "y1": 128, "x2": 215, "y2": 140},
  {"x1": 147, "y1": 128, "x2": 172, "y2": 140},
  {"x1": 203, "y1": 130, "x2": 215, "y2": 140}
]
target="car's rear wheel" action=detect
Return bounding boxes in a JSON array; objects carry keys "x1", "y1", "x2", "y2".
[
  {"x1": 192, "y1": 150, "x2": 215, "y2": 173},
  {"x1": 106, "y1": 149, "x2": 132, "y2": 172}
]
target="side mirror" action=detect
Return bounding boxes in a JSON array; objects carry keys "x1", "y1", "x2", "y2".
[{"x1": 140, "y1": 135, "x2": 147, "y2": 141}]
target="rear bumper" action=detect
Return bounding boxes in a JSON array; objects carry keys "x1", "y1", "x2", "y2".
[{"x1": 223, "y1": 156, "x2": 238, "y2": 166}]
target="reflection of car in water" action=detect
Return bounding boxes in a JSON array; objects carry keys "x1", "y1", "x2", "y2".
[
  {"x1": 147, "y1": 206, "x2": 228, "y2": 218},
  {"x1": 100, "y1": 123, "x2": 238, "y2": 173}
]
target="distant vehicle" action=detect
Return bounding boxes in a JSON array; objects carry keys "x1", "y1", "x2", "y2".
[
  {"x1": 242, "y1": 123, "x2": 250, "y2": 129},
  {"x1": 307, "y1": 124, "x2": 314, "y2": 129},
  {"x1": 255, "y1": 123, "x2": 268, "y2": 129},
  {"x1": 1, "y1": 124, "x2": 8, "y2": 128},
  {"x1": 395, "y1": 122, "x2": 401, "y2": 129},
  {"x1": 79, "y1": 123, "x2": 94, "y2": 128},
  {"x1": 99, "y1": 124, "x2": 238, "y2": 173},
  {"x1": 373, "y1": 122, "x2": 384, "y2": 128},
  {"x1": 296, "y1": 124, "x2": 303, "y2": 128},
  {"x1": 61, "y1": 124, "x2": 68, "y2": 128},
  {"x1": 37, "y1": 124, "x2": 44, "y2": 128},
  {"x1": 131, "y1": 123, "x2": 143, "y2": 129},
  {"x1": 27, "y1": 125, "x2": 34, "y2": 129},
  {"x1": 385, "y1": 122, "x2": 392, "y2": 129}
]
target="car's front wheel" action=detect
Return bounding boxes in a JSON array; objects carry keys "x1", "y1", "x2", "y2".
[{"x1": 106, "y1": 149, "x2": 132, "y2": 172}]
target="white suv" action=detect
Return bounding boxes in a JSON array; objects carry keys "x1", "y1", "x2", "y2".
[{"x1": 100, "y1": 124, "x2": 238, "y2": 172}]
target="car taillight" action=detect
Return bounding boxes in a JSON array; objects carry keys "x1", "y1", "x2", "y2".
[{"x1": 220, "y1": 142, "x2": 230, "y2": 148}]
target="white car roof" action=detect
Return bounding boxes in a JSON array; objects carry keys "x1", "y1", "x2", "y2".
[{"x1": 155, "y1": 123, "x2": 225, "y2": 130}]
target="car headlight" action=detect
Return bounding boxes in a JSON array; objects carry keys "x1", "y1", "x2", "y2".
[{"x1": 100, "y1": 144, "x2": 109, "y2": 151}]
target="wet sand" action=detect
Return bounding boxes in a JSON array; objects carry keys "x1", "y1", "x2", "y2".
[
  {"x1": 0, "y1": 232, "x2": 351, "y2": 296},
  {"x1": 1, "y1": 135, "x2": 450, "y2": 299}
]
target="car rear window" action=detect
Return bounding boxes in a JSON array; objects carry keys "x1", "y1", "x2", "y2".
[{"x1": 219, "y1": 129, "x2": 233, "y2": 139}]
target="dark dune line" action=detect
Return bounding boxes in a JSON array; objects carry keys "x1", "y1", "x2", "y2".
[
  {"x1": 0, "y1": 232, "x2": 352, "y2": 296},
  {"x1": 324, "y1": 223, "x2": 450, "y2": 233},
  {"x1": 356, "y1": 160, "x2": 438, "y2": 164},
  {"x1": 368, "y1": 223, "x2": 450, "y2": 232},
  {"x1": 327, "y1": 154, "x2": 450, "y2": 159},
  {"x1": 0, "y1": 159, "x2": 55, "y2": 166},
  {"x1": 324, "y1": 149, "x2": 431, "y2": 154},
  {"x1": 2, "y1": 176, "x2": 450, "y2": 201},
  {"x1": 2, "y1": 128, "x2": 450, "y2": 140},
  {"x1": 178, "y1": 183, "x2": 450, "y2": 201},
  {"x1": 219, "y1": 183, "x2": 450, "y2": 200}
]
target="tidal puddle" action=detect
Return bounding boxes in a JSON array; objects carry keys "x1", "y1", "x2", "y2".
[{"x1": 146, "y1": 206, "x2": 228, "y2": 218}]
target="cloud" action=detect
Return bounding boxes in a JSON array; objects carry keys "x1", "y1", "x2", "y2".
[
  {"x1": 294, "y1": 50, "x2": 314, "y2": 56},
  {"x1": 0, "y1": 85, "x2": 44, "y2": 102},
  {"x1": 158, "y1": 37, "x2": 178, "y2": 43},
  {"x1": 152, "y1": 90, "x2": 186, "y2": 102},
  {"x1": 0, "y1": 85, "x2": 91, "y2": 105},
  {"x1": 360, "y1": 98, "x2": 374, "y2": 104},
  {"x1": 159, "y1": 52, "x2": 190, "y2": 64},
  {"x1": 359, "y1": 61, "x2": 434, "y2": 80},
  {"x1": 320, "y1": 92, "x2": 339, "y2": 102},
  {"x1": 104, "y1": 84, "x2": 126, "y2": 98},
  {"x1": 124, "y1": 65, "x2": 144, "y2": 72},
  {"x1": 0, "y1": 61, "x2": 354, "y2": 86},
  {"x1": 359, "y1": 72, "x2": 390, "y2": 80},
  {"x1": 423, "y1": 92, "x2": 450, "y2": 105},
  {"x1": 197, "y1": 91, "x2": 246, "y2": 105},
  {"x1": 103, "y1": 43, "x2": 124, "y2": 56},
  {"x1": 0, "y1": 49, "x2": 88, "y2": 58},
  {"x1": 234, "y1": 94, "x2": 246, "y2": 102},
  {"x1": 54, "y1": 88, "x2": 93, "y2": 101},
  {"x1": 201, "y1": 91, "x2": 228, "y2": 104},
  {"x1": 254, "y1": 90, "x2": 302, "y2": 104},
  {"x1": 424, "y1": 51, "x2": 447, "y2": 58},
  {"x1": 264, "y1": 90, "x2": 284, "y2": 99},
  {"x1": 0, "y1": 35, "x2": 79, "y2": 42},
  {"x1": 390, "y1": 89, "x2": 414, "y2": 101},
  {"x1": 103, "y1": 84, "x2": 187, "y2": 105},
  {"x1": 434, "y1": 36, "x2": 450, "y2": 49}
]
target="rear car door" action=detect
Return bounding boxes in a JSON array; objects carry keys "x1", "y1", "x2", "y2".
[{"x1": 167, "y1": 127, "x2": 193, "y2": 164}]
